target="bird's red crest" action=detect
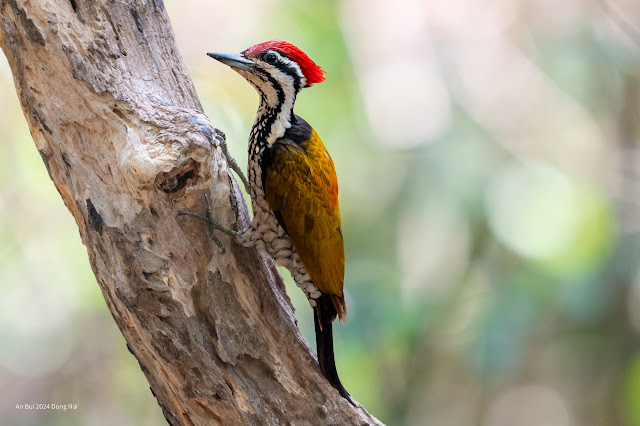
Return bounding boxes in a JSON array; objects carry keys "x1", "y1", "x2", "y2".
[{"x1": 244, "y1": 40, "x2": 326, "y2": 86}]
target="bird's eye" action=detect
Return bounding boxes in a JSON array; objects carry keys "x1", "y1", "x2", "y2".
[{"x1": 263, "y1": 52, "x2": 278, "y2": 64}]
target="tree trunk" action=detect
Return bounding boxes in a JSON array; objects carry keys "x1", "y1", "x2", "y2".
[{"x1": 0, "y1": 0, "x2": 382, "y2": 424}]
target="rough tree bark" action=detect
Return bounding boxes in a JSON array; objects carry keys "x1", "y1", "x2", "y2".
[{"x1": 0, "y1": 0, "x2": 382, "y2": 424}]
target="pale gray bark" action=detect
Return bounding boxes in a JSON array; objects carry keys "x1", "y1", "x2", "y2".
[{"x1": 0, "y1": 0, "x2": 382, "y2": 424}]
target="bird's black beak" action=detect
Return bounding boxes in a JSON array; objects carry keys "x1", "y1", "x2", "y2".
[{"x1": 207, "y1": 52, "x2": 255, "y2": 72}]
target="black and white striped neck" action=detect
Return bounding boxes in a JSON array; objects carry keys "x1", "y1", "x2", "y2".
[
  {"x1": 249, "y1": 88, "x2": 297, "y2": 153},
  {"x1": 246, "y1": 57, "x2": 307, "y2": 155}
]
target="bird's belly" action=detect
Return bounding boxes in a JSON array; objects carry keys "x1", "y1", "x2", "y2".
[
  {"x1": 249, "y1": 199, "x2": 294, "y2": 265},
  {"x1": 247, "y1": 193, "x2": 321, "y2": 304}
]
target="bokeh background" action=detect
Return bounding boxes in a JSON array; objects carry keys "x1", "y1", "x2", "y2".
[{"x1": 2, "y1": 0, "x2": 640, "y2": 425}]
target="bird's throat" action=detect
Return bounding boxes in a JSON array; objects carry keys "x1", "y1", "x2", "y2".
[
  {"x1": 249, "y1": 81, "x2": 298, "y2": 151},
  {"x1": 246, "y1": 82, "x2": 297, "y2": 201}
]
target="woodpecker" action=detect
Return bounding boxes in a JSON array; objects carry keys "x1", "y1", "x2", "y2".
[{"x1": 190, "y1": 41, "x2": 352, "y2": 404}]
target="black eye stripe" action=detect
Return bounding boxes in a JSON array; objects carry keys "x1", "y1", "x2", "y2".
[
  {"x1": 252, "y1": 53, "x2": 303, "y2": 97},
  {"x1": 272, "y1": 61, "x2": 302, "y2": 91}
]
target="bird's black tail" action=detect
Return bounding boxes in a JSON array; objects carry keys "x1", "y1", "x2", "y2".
[{"x1": 314, "y1": 309, "x2": 355, "y2": 406}]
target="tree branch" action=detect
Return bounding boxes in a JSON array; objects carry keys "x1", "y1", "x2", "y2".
[{"x1": 0, "y1": 0, "x2": 381, "y2": 424}]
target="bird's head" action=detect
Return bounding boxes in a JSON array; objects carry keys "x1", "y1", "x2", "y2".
[{"x1": 207, "y1": 40, "x2": 325, "y2": 100}]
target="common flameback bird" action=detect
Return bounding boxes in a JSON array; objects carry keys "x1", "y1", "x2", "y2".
[{"x1": 182, "y1": 41, "x2": 353, "y2": 404}]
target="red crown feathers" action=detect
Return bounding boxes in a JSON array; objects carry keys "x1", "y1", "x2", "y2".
[{"x1": 244, "y1": 40, "x2": 326, "y2": 86}]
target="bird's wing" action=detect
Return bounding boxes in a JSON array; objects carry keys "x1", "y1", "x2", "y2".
[{"x1": 263, "y1": 128, "x2": 344, "y2": 297}]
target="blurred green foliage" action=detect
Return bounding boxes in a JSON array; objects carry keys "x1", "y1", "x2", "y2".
[{"x1": 2, "y1": 1, "x2": 640, "y2": 425}]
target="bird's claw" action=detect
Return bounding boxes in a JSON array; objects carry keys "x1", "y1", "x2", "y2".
[
  {"x1": 178, "y1": 194, "x2": 239, "y2": 253},
  {"x1": 217, "y1": 136, "x2": 249, "y2": 193}
]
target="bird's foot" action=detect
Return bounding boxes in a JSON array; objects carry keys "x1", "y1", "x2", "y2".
[
  {"x1": 215, "y1": 131, "x2": 249, "y2": 193},
  {"x1": 178, "y1": 193, "x2": 240, "y2": 253}
]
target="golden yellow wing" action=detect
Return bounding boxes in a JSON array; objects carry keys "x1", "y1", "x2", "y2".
[{"x1": 263, "y1": 127, "x2": 344, "y2": 298}]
